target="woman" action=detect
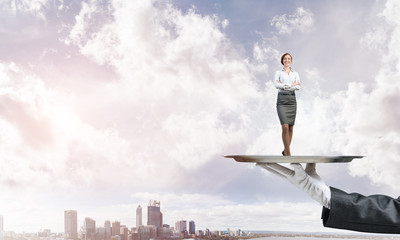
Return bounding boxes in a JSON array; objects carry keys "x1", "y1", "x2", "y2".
[{"x1": 274, "y1": 53, "x2": 301, "y2": 156}]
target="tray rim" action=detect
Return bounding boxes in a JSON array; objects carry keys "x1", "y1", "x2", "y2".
[{"x1": 224, "y1": 155, "x2": 364, "y2": 163}]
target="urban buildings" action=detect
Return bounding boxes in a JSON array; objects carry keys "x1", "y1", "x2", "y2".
[
  {"x1": 175, "y1": 220, "x2": 186, "y2": 234},
  {"x1": 111, "y1": 221, "x2": 120, "y2": 237},
  {"x1": 147, "y1": 200, "x2": 162, "y2": 228},
  {"x1": 189, "y1": 221, "x2": 195, "y2": 235},
  {"x1": 64, "y1": 210, "x2": 78, "y2": 240},
  {"x1": 136, "y1": 205, "x2": 142, "y2": 228},
  {"x1": 83, "y1": 218, "x2": 96, "y2": 240},
  {"x1": 60, "y1": 199, "x2": 249, "y2": 240},
  {"x1": 0, "y1": 208, "x2": 251, "y2": 240},
  {"x1": 104, "y1": 221, "x2": 111, "y2": 239},
  {"x1": 120, "y1": 225, "x2": 129, "y2": 240}
]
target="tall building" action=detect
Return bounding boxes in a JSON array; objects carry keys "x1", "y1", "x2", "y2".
[
  {"x1": 205, "y1": 228, "x2": 211, "y2": 236},
  {"x1": 136, "y1": 205, "x2": 142, "y2": 228},
  {"x1": 112, "y1": 221, "x2": 120, "y2": 236},
  {"x1": 97, "y1": 227, "x2": 105, "y2": 240},
  {"x1": 83, "y1": 218, "x2": 96, "y2": 240},
  {"x1": 104, "y1": 221, "x2": 111, "y2": 239},
  {"x1": 175, "y1": 220, "x2": 186, "y2": 233},
  {"x1": 64, "y1": 210, "x2": 78, "y2": 239},
  {"x1": 120, "y1": 226, "x2": 129, "y2": 240},
  {"x1": 137, "y1": 225, "x2": 156, "y2": 240},
  {"x1": 147, "y1": 200, "x2": 162, "y2": 227},
  {"x1": 189, "y1": 221, "x2": 195, "y2": 235}
]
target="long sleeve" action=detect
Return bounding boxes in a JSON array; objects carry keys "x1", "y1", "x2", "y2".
[
  {"x1": 285, "y1": 71, "x2": 301, "y2": 91},
  {"x1": 282, "y1": 85, "x2": 300, "y2": 91},
  {"x1": 273, "y1": 71, "x2": 288, "y2": 90},
  {"x1": 321, "y1": 187, "x2": 400, "y2": 234},
  {"x1": 273, "y1": 70, "x2": 301, "y2": 91}
]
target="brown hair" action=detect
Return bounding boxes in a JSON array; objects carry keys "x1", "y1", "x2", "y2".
[{"x1": 280, "y1": 53, "x2": 292, "y2": 65}]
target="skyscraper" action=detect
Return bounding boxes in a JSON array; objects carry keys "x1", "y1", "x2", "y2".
[
  {"x1": 147, "y1": 200, "x2": 162, "y2": 227},
  {"x1": 111, "y1": 221, "x2": 120, "y2": 236},
  {"x1": 121, "y1": 226, "x2": 129, "y2": 240},
  {"x1": 189, "y1": 221, "x2": 195, "y2": 235},
  {"x1": 175, "y1": 220, "x2": 186, "y2": 233},
  {"x1": 83, "y1": 218, "x2": 96, "y2": 240},
  {"x1": 104, "y1": 221, "x2": 111, "y2": 239},
  {"x1": 136, "y1": 205, "x2": 142, "y2": 228},
  {"x1": 64, "y1": 210, "x2": 78, "y2": 240}
]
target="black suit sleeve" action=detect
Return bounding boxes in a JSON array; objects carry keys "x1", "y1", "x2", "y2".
[{"x1": 321, "y1": 187, "x2": 400, "y2": 234}]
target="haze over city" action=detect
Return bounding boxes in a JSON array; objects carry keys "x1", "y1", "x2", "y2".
[{"x1": 2, "y1": 0, "x2": 400, "y2": 235}]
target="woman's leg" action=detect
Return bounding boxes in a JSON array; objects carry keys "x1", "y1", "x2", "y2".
[
  {"x1": 281, "y1": 124, "x2": 291, "y2": 156},
  {"x1": 288, "y1": 125, "x2": 294, "y2": 146}
]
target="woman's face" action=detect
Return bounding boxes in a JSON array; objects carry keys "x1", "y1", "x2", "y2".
[{"x1": 283, "y1": 54, "x2": 292, "y2": 67}]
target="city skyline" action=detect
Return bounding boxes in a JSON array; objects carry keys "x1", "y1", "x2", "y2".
[
  {"x1": 1, "y1": 199, "x2": 200, "y2": 235},
  {"x1": 64, "y1": 199, "x2": 200, "y2": 240},
  {"x1": 1, "y1": 200, "x2": 201, "y2": 239}
]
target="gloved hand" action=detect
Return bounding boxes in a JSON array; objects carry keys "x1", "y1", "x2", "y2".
[{"x1": 257, "y1": 163, "x2": 331, "y2": 209}]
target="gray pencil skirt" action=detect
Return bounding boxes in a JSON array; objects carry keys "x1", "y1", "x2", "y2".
[{"x1": 277, "y1": 92, "x2": 297, "y2": 126}]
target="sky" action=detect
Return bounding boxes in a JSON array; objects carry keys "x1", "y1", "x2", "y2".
[{"x1": 1, "y1": 0, "x2": 400, "y2": 235}]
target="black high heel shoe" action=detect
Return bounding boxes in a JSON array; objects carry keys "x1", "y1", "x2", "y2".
[{"x1": 282, "y1": 151, "x2": 285, "y2": 156}]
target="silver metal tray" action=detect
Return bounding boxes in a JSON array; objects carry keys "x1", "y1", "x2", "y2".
[{"x1": 224, "y1": 155, "x2": 364, "y2": 163}]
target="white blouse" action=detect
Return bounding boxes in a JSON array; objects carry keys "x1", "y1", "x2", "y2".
[{"x1": 273, "y1": 69, "x2": 301, "y2": 92}]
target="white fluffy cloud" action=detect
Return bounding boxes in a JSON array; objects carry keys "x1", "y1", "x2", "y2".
[
  {"x1": 360, "y1": 26, "x2": 390, "y2": 51},
  {"x1": 0, "y1": 61, "x2": 141, "y2": 191},
  {"x1": 1, "y1": 0, "x2": 264, "y2": 211},
  {"x1": 64, "y1": 0, "x2": 261, "y2": 171},
  {"x1": 270, "y1": 7, "x2": 314, "y2": 35},
  {"x1": 0, "y1": 0, "x2": 50, "y2": 20},
  {"x1": 332, "y1": 0, "x2": 400, "y2": 193}
]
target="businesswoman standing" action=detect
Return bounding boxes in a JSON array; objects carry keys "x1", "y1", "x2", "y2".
[{"x1": 274, "y1": 53, "x2": 301, "y2": 156}]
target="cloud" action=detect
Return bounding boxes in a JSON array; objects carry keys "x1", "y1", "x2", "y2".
[
  {"x1": 360, "y1": 26, "x2": 391, "y2": 52},
  {"x1": 131, "y1": 192, "x2": 233, "y2": 210},
  {"x1": 0, "y1": 62, "x2": 56, "y2": 188},
  {"x1": 270, "y1": 7, "x2": 314, "y2": 35},
  {"x1": 253, "y1": 43, "x2": 280, "y2": 63},
  {"x1": 0, "y1": 0, "x2": 50, "y2": 20},
  {"x1": 1, "y1": 0, "x2": 264, "y2": 196},
  {"x1": 333, "y1": 0, "x2": 400, "y2": 193},
  {"x1": 63, "y1": 0, "x2": 262, "y2": 173},
  {"x1": 162, "y1": 112, "x2": 247, "y2": 169},
  {"x1": 65, "y1": 0, "x2": 109, "y2": 47},
  {"x1": 0, "y1": 60, "x2": 161, "y2": 192}
]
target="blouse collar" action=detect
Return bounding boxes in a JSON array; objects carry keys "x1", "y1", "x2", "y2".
[{"x1": 282, "y1": 67, "x2": 293, "y2": 72}]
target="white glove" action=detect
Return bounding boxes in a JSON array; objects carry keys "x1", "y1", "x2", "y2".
[{"x1": 257, "y1": 163, "x2": 331, "y2": 209}]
